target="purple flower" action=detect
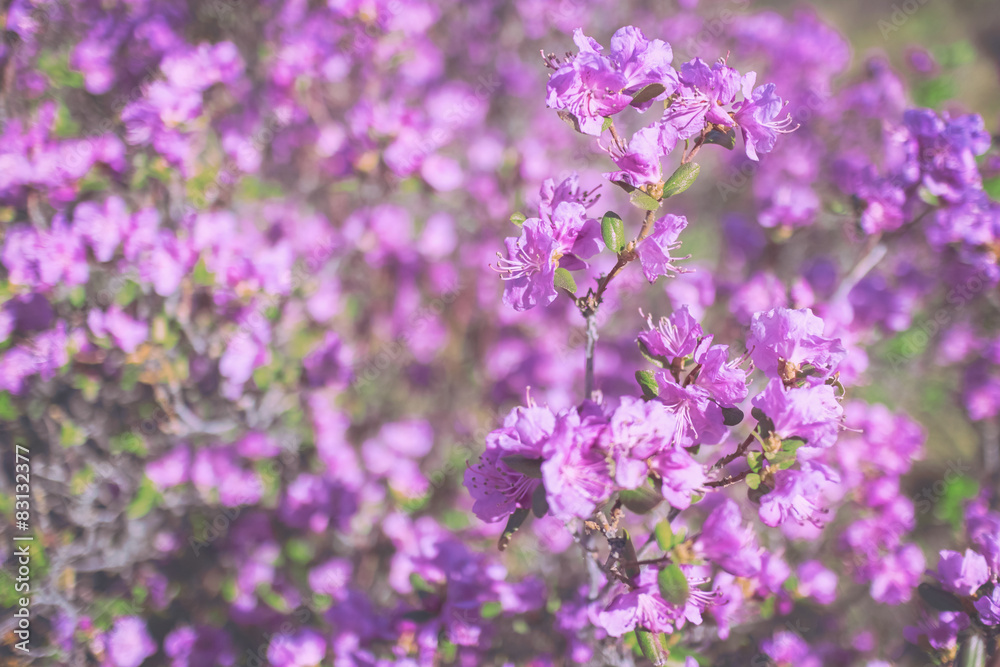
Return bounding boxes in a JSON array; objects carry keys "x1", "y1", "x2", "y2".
[
  {"x1": 661, "y1": 59, "x2": 742, "y2": 139},
  {"x1": 492, "y1": 404, "x2": 557, "y2": 456},
  {"x1": 146, "y1": 444, "x2": 192, "y2": 491},
  {"x1": 540, "y1": 409, "x2": 612, "y2": 519},
  {"x1": 974, "y1": 585, "x2": 1000, "y2": 625},
  {"x1": 638, "y1": 306, "x2": 704, "y2": 361},
  {"x1": 733, "y1": 76, "x2": 795, "y2": 161},
  {"x1": 937, "y1": 549, "x2": 989, "y2": 597},
  {"x1": 699, "y1": 498, "x2": 762, "y2": 577},
  {"x1": 649, "y1": 448, "x2": 705, "y2": 510},
  {"x1": 967, "y1": 507, "x2": 1000, "y2": 576},
  {"x1": 88, "y1": 306, "x2": 148, "y2": 354},
  {"x1": 635, "y1": 214, "x2": 688, "y2": 283},
  {"x1": 605, "y1": 125, "x2": 663, "y2": 188},
  {"x1": 106, "y1": 616, "x2": 157, "y2": 667},
  {"x1": 797, "y1": 560, "x2": 838, "y2": 605},
  {"x1": 607, "y1": 26, "x2": 679, "y2": 108},
  {"x1": 752, "y1": 380, "x2": 843, "y2": 450},
  {"x1": 693, "y1": 344, "x2": 748, "y2": 407},
  {"x1": 596, "y1": 569, "x2": 675, "y2": 637},
  {"x1": 164, "y1": 625, "x2": 235, "y2": 667},
  {"x1": 758, "y1": 467, "x2": 833, "y2": 528},
  {"x1": 74, "y1": 196, "x2": 129, "y2": 262},
  {"x1": 545, "y1": 31, "x2": 630, "y2": 136},
  {"x1": 602, "y1": 397, "x2": 678, "y2": 489},
  {"x1": 654, "y1": 377, "x2": 727, "y2": 447},
  {"x1": 267, "y1": 628, "x2": 327, "y2": 667},
  {"x1": 748, "y1": 307, "x2": 846, "y2": 381},
  {"x1": 869, "y1": 543, "x2": 924, "y2": 605},
  {"x1": 495, "y1": 218, "x2": 559, "y2": 311},
  {"x1": 760, "y1": 631, "x2": 820, "y2": 667},
  {"x1": 904, "y1": 611, "x2": 970, "y2": 651},
  {"x1": 464, "y1": 447, "x2": 541, "y2": 523},
  {"x1": 309, "y1": 558, "x2": 352, "y2": 600}
]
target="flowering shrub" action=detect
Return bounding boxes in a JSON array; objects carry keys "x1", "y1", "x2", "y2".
[{"x1": 0, "y1": 1, "x2": 999, "y2": 666}]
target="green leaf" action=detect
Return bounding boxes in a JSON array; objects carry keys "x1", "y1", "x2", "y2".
[
  {"x1": 554, "y1": 267, "x2": 577, "y2": 295},
  {"x1": 601, "y1": 211, "x2": 626, "y2": 253},
  {"x1": 501, "y1": 455, "x2": 544, "y2": 479},
  {"x1": 746, "y1": 451, "x2": 762, "y2": 472},
  {"x1": 917, "y1": 583, "x2": 964, "y2": 612},
  {"x1": 635, "y1": 370, "x2": 659, "y2": 399},
  {"x1": 637, "y1": 338, "x2": 670, "y2": 369},
  {"x1": 285, "y1": 538, "x2": 313, "y2": 564},
  {"x1": 509, "y1": 211, "x2": 527, "y2": 227},
  {"x1": 703, "y1": 127, "x2": 736, "y2": 150},
  {"x1": 127, "y1": 476, "x2": 162, "y2": 519},
  {"x1": 634, "y1": 629, "x2": 668, "y2": 666},
  {"x1": 481, "y1": 601, "x2": 502, "y2": 619},
  {"x1": 498, "y1": 506, "x2": 530, "y2": 551},
  {"x1": 957, "y1": 633, "x2": 986, "y2": 667},
  {"x1": 619, "y1": 481, "x2": 663, "y2": 514},
  {"x1": 629, "y1": 189, "x2": 661, "y2": 211},
  {"x1": 662, "y1": 162, "x2": 701, "y2": 199},
  {"x1": 657, "y1": 564, "x2": 690, "y2": 606},
  {"x1": 601, "y1": 116, "x2": 614, "y2": 132},
  {"x1": 745, "y1": 473, "x2": 761, "y2": 490},
  {"x1": 60, "y1": 421, "x2": 88, "y2": 447},
  {"x1": 630, "y1": 83, "x2": 667, "y2": 107},
  {"x1": 556, "y1": 110, "x2": 582, "y2": 133},
  {"x1": 0, "y1": 392, "x2": 17, "y2": 420},
  {"x1": 721, "y1": 406, "x2": 744, "y2": 426},
  {"x1": 654, "y1": 520, "x2": 673, "y2": 551},
  {"x1": 531, "y1": 483, "x2": 549, "y2": 518},
  {"x1": 192, "y1": 257, "x2": 215, "y2": 286}
]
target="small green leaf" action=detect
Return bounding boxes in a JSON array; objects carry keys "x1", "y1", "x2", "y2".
[
  {"x1": 192, "y1": 257, "x2": 215, "y2": 286},
  {"x1": 635, "y1": 370, "x2": 659, "y2": 399},
  {"x1": 601, "y1": 116, "x2": 614, "y2": 132},
  {"x1": 531, "y1": 483, "x2": 549, "y2": 518},
  {"x1": 557, "y1": 110, "x2": 582, "y2": 133},
  {"x1": 629, "y1": 189, "x2": 661, "y2": 211},
  {"x1": 634, "y1": 629, "x2": 668, "y2": 666},
  {"x1": 0, "y1": 392, "x2": 17, "y2": 420},
  {"x1": 498, "y1": 506, "x2": 530, "y2": 551},
  {"x1": 601, "y1": 211, "x2": 626, "y2": 253},
  {"x1": 554, "y1": 267, "x2": 577, "y2": 294},
  {"x1": 917, "y1": 583, "x2": 964, "y2": 612},
  {"x1": 637, "y1": 338, "x2": 670, "y2": 369},
  {"x1": 703, "y1": 127, "x2": 736, "y2": 150},
  {"x1": 501, "y1": 455, "x2": 544, "y2": 478},
  {"x1": 654, "y1": 520, "x2": 673, "y2": 551},
  {"x1": 127, "y1": 476, "x2": 162, "y2": 519},
  {"x1": 746, "y1": 451, "x2": 762, "y2": 472},
  {"x1": 630, "y1": 83, "x2": 668, "y2": 107},
  {"x1": 721, "y1": 406, "x2": 744, "y2": 426},
  {"x1": 620, "y1": 481, "x2": 663, "y2": 514},
  {"x1": 60, "y1": 421, "x2": 88, "y2": 448},
  {"x1": 745, "y1": 473, "x2": 761, "y2": 490},
  {"x1": 657, "y1": 564, "x2": 690, "y2": 606},
  {"x1": 510, "y1": 211, "x2": 527, "y2": 227},
  {"x1": 662, "y1": 162, "x2": 700, "y2": 199},
  {"x1": 481, "y1": 601, "x2": 503, "y2": 619}
]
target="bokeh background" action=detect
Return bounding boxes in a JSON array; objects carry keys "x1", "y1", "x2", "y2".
[{"x1": 0, "y1": 0, "x2": 999, "y2": 665}]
